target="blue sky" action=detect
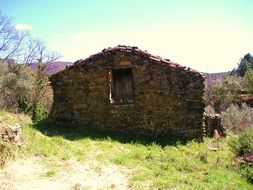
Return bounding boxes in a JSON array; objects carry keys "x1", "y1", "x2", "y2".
[{"x1": 1, "y1": 0, "x2": 253, "y2": 72}]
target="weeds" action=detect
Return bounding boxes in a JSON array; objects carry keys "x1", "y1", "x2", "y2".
[
  {"x1": 228, "y1": 128, "x2": 253, "y2": 156},
  {"x1": 222, "y1": 103, "x2": 253, "y2": 134},
  {"x1": 0, "y1": 140, "x2": 17, "y2": 167},
  {"x1": 228, "y1": 128, "x2": 253, "y2": 183},
  {"x1": 41, "y1": 169, "x2": 57, "y2": 178},
  {"x1": 0, "y1": 110, "x2": 252, "y2": 189}
]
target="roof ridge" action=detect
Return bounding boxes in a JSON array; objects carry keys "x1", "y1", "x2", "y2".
[{"x1": 51, "y1": 45, "x2": 200, "y2": 78}]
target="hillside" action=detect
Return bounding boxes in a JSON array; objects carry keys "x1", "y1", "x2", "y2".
[{"x1": 28, "y1": 61, "x2": 72, "y2": 75}]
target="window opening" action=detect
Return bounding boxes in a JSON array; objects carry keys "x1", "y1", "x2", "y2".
[{"x1": 109, "y1": 68, "x2": 133, "y2": 104}]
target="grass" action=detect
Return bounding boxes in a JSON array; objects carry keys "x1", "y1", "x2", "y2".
[
  {"x1": 1, "y1": 110, "x2": 252, "y2": 189},
  {"x1": 41, "y1": 169, "x2": 57, "y2": 178}
]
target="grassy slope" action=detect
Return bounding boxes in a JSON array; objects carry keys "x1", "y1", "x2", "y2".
[{"x1": 1, "y1": 110, "x2": 252, "y2": 190}]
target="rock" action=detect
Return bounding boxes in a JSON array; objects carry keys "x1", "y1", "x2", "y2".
[
  {"x1": 213, "y1": 129, "x2": 221, "y2": 139},
  {"x1": 243, "y1": 150, "x2": 253, "y2": 164},
  {"x1": 0, "y1": 122, "x2": 23, "y2": 145}
]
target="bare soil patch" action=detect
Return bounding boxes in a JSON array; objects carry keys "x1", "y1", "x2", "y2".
[{"x1": 0, "y1": 156, "x2": 130, "y2": 190}]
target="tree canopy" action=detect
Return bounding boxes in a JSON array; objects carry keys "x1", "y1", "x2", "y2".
[{"x1": 231, "y1": 53, "x2": 253, "y2": 77}]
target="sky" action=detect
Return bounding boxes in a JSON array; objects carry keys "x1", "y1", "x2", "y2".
[{"x1": 1, "y1": 0, "x2": 253, "y2": 72}]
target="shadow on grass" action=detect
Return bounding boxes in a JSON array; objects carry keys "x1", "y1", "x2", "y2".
[{"x1": 32, "y1": 117, "x2": 195, "y2": 146}]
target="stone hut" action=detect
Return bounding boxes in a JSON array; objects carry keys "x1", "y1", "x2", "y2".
[{"x1": 50, "y1": 45, "x2": 205, "y2": 139}]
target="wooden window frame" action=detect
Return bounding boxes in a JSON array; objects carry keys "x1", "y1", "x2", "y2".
[{"x1": 109, "y1": 68, "x2": 134, "y2": 104}]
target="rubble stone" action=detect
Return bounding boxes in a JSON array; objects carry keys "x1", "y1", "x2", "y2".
[
  {"x1": 50, "y1": 45, "x2": 205, "y2": 140},
  {"x1": 0, "y1": 122, "x2": 23, "y2": 145},
  {"x1": 204, "y1": 113, "x2": 225, "y2": 137}
]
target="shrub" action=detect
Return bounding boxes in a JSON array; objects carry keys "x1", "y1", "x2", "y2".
[
  {"x1": 0, "y1": 62, "x2": 53, "y2": 121},
  {"x1": 244, "y1": 69, "x2": 253, "y2": 94},
  {"x1": 239, "y1": 164, "x2": 253, "y2": 183},
  {"x1": 0, "y1": 63, "x2": 36, "y2": 110},
  {"x1": 207, "y1": 75, "x2": 243, "y2": 112},
  {"x1": 222, "y1": 104, "x2": 253, "y2": 134},
  {"x1": 228, "y1": 128, "x2": 253, "y2": 183},
  {"x1": 228, "y1": 128, "x2": 253, "y2": 156},
  {"x1": 32, "y1": 102, "x2": 47, "y2": 122},
  {"x1": 0, "y1": 140, "x2": 16, "y2": 167}
]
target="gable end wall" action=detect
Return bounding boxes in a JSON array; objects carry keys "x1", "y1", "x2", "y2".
[{"x1": 50, "y1": 52, "x2": 205, "y2": 139}]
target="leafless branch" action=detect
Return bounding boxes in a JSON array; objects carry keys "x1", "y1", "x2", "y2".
[
  {"x1": 21, "y1": 37, "x2": 61, "y2": 64},
  {"x1": 0, "y1": 12, "x2": 29, "y2": 63},
  {"x1": 4, "y1": 31, "x2": 28, "y2": 61},
  {"x1": 0, "y1": 11, "x2": 61, "y2": 65}
]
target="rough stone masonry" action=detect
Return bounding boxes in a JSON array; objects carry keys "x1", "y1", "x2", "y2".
[{"x1": 50, "y1": 45, "x2": 205, "y2": 140}]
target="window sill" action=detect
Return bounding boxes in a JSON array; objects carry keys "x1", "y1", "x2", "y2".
[{"x1": 109, "y1": 102, "x2": 135, "y2": 107}]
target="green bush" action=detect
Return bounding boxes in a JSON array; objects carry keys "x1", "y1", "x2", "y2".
[
  {"x1": 207, "y1": 75, "x2": 242, "y2": 112},
  {"x1": 228, "y1": 128, "x2": 253, "y2": 183},
  {"x1": 222, "y1": 104, "x2": 253, "y2": 134},
  {"x1": 240, "y1": 164, "x2": 253, "y2": 183},
  {"x1": 0, "y1": 63, "x2": 36, "y2": 110},
  {"x1": 32, "y1": 102, "x2": 47, "y2": 122},
  {"x1": 228, "y1": 128, "x2": 253, "y2": 156},
  {"x1": 245, "y1": 69, "x2": 253, "y2": 94},
  {"x1": 0, "y1": 62, "x2": 53, "y2": 120}
]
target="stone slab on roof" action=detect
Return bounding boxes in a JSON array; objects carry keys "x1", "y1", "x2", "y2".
[{"x1": 51, "y1": 45, "x2": 200, "y2": 78}]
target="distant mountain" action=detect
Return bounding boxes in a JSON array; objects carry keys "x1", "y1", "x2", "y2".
[{"x1": 28, "y1": 61, "x2": 72, "y2": 75}]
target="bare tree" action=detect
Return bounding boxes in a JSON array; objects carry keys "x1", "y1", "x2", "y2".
[
  {"x1": 22, "y1": 37, "x2": 61, "y2": 64},
  {"x1": 0, "y1": 12, "x2": 61, "y2": 119},
  {"x1": 0, "y1": 12, "x2": 29, "y2": 63},
  {"x1": 0, "y1": 12, "x2": 61, "y2": 64}
]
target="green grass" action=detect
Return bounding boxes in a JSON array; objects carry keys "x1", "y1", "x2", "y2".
[
  {"x1": 1, "y1": 110, "x2": 252, "y2": 189},
  {"x1": 41, "y1": 169, "x2": 57, "y2": 178}
]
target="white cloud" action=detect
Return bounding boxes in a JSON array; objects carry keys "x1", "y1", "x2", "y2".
[{"x1": 15, "y1": 23, "x2": 32, "y2": 31}]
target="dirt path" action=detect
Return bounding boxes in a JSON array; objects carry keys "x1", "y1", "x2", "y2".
[{"x1": 0, "y1": 156, "x2": 130, "y2": 190}]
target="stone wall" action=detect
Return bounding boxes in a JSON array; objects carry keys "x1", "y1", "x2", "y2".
[
  {"x1": 204, "y1": 113, "x2": 225, "y2": 137},
  {"x1": 50, "y1": 46, "x2": 205, "y2": 140}
]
